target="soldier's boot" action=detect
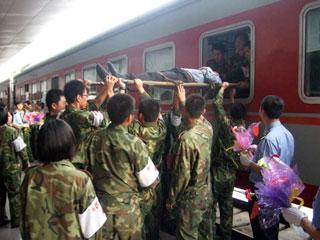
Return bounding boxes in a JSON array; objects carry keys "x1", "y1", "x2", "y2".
[{"x1": 107, "y1": 62, "x2": 131, "y2": 79}]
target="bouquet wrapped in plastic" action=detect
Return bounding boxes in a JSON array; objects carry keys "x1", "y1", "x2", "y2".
[
  {"x1": 255, "y1": 155, "x2": 305, "y2": 229},
  {"x1": 230, "y1": 122, "x2": 260, "y2": 160},
  {"x1": 24, "y1": 112, "x2": 45, "y2": 125}
]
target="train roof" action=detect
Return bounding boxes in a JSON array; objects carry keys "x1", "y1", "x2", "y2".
[{"x1": 14, "y1": 0, "x2": 277, "y2": 83}]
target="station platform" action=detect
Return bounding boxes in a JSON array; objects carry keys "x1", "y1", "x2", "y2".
[{"x1": 1, "y1": 188, "x2": 311, "y2": 240}]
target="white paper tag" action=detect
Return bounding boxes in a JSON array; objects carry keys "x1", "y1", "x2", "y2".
[
  {"x1": 91, "y1": 111, "x2": 104, "y2": 127},
  {"x1": 170, "y1": 112, "x2": 182, "y2": 127},
  {"x1": 12, "y1": 136, "x2": 27, "y2": 152},
  {"x1": 136, "y1": 158, "x2": 159, "y2": 188},
  {"x1": 78, "y1": 197, "x2": 107, "y2": 238}
]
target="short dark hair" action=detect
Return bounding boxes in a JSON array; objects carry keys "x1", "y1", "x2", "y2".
[
  {"x1": 185, "y1": 94, "x2": 205, "y2": 118},
  {"x1": 261, "y1": 95, "x2": 284, "y2": 119},
  {"x1": 64, "y1": 80, "x2": 86, "y2": 104},
  {"x1": 0, "y1": 107, "x2": 8, "y2": 125},
  {"x1": 46, "y1": 89, "x2": 64, "y2": 111},
  {"x1": 15, "y1": 101, "x2": 22, "y2": 106},
  {"x1": 235, "y1": 32, "x2": 249, "y2": 44},
  {"x1": 37, "y1": 119, "x2": 76, "y2": 163},
  {"x1": 139, "y1": 98, "x2": 160, "y2": 122},
  {"x1": 107, "y1": 94, "x2": 134, "y2": 125},
  {"x1": 230, "y1": 103, "x2": 247, "y2": 121},
  {"x1": 24, "y1": 100, "x2": 31, "y2": 105},
  {"x1": 212, "y1": 44, "x2": 226, "y2": 54}
]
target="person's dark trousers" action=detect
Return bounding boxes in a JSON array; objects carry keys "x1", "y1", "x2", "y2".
[
  {"x1": 248, "y1": 183, "x2": 279, "y2": 240},
  {"x1": 131, "y1": 69, "x2": 186, "y2": 82}
]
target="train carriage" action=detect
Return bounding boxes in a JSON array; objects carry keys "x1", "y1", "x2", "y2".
[{"x1": 13, "y1": 0, "x2": 320, "y2": 205}]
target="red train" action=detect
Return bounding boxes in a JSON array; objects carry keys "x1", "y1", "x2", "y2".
[{"x1": 13, "y1": 0, "x2": 320, "y2": 205}]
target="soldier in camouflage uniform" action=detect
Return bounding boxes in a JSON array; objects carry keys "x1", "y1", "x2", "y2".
[
  {"x1": 127, "y1": 79, "x2": 166, "y2": 239},
  {"x1": 20, "y1": 119, "x2": 106, "y2": 239},
  {"x1": 167, "y1": 91, "x2": 213, "y2": 240},
  {"x1": 29, "y1": 89, "x2": 67, "y2": 161},
  {"x1": 0, "y1": 107, "x2": 29, "y2": 228},
  {"x1": 88, "y1": 94, "x2": 159, "y2": 239},
  {"x1": 60, "y1": 77, "x2": 117, "y2": 169},
  {"x1": 211, "y1": 82, "x2": 247, "y2": 240}
]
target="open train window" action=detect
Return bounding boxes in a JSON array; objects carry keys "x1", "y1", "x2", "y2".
[
  {"x1": 143, "y1": 42, "x2": 175, "y2": 103},
  {"x1": 108, "y1": 55, "x2": 128, "y2": 75},
  {"x1": 40, "y1": 80, "x2": 47, "y2": 102},
  {"x1": 65, "y1": 71, "x2": 75, "y2": 84},
  {"x1": 200, "y1": 22, "x2": 254, "y2": 102},
  {"x1": 300, "y1": 4, "x2": 320, "y2": 103}
]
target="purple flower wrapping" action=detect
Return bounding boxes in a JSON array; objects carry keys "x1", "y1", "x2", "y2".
[{"x1": 255, "y1": 156, "x2": 304, "y2": 229}]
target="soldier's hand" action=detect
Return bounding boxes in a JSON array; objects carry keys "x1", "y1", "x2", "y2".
[
  {"x1": 165, "y1": 200, "x2": 173, "y2": 211},
  {"x1": 117, "y1": 78, "x2": 126, "y2": 90},
  {"x1": 221, "y1": 82, "x2": 230, "y2": 89},
  {"x1": 134, "y1": 79, "x2": 145, "y2": 94},
  {"x1": 176, "y1": 84, "x2": 186, "y2": 104},
  {"x1": 104, "y1": 75, "x2": 118, "y2": 93}
]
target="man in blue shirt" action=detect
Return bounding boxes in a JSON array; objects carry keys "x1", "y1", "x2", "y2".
[{"x1": 240, "y1": 95, "x2": 294, "y2": 240}]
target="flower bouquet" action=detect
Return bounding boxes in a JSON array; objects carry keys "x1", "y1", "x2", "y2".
[{"x1": 255, "y1": 155, "x2": 305, "y2": 229}]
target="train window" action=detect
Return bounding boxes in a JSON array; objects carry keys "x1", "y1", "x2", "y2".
[
  {"x1": 108, "y1": 56, "x2": 128, "y2": 75},
  {"x1": 24, "y1": 84, "x2": 29, "y2": 93},
  {"x1": 51, "y1": 76, "x2": 60, "y2": 89},
  {"x1": 65, "y1": 71, "x2": 75, "y2": 83},
  {"x1": 201, "y1": 22, "x2": 254, "y2": 101},
  {"x1": 40, "y1": 80, "x2": 47, "y2": 93},
  {"x1": 144, "y1": 42, "x2": 175, "y2": 103},
  {"x1": 144, "y1": 43, "x2": 175, "y2": 72},
  {"x1": 83, "y1": 65, "x2": 97, "y2": 93},
  {"x1": 31, "y1": 83, "x2": 37, "y2": 100},
  {"x1": 300, "y1": 5, "x2": 320, "y2": 102},
  {"x1": 40, "y1": 80, "x2": 47, "y2": 102}
]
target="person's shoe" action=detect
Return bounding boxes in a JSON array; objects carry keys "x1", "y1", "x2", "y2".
[
  {"x1": 96, "y1": 64, "x2": 109, "y2": 81},
  {"x1": 0, "y1": 217, "x2": 10, "y2": 227},
  {"x1": 10, "y1": 222, "x2": 19, "y2": 228},
  {"x1": 107, "y1": 62, "x2": 129, "y2": 79}
]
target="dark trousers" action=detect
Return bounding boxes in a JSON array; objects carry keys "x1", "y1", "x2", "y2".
[
  {"x1": 248, "y1": 183, "x2": 279, "y2": 240},
  {"x1": 130, "y1": 69, "x2": 189, "y2": 82}
]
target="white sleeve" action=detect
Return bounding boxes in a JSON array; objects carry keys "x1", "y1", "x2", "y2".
[
  {"x1": 136, "y1": 158, "x2": 159, "y2": 188},
  {"x1": 78, "y1": 197, "x2": 107, "y2": 238},
  {"x1": 12, "y1": 136, "x2": 27, "y2": 152},
  {"x1": 91, "y1": 111, "x2": 104, "y2": 127}
]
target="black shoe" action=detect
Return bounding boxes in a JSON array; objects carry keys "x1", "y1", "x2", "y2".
[
  {"x1": 107, "y1": 62, "x2": 128, "y2": 79},
  {"x1": 0, "y1": 218, "x2": 10, "y2": 227},
  {"x1": 10, "y1": 222, "x2": 19, "y2": 228},
  {"x1": 96, "y1": 64, "x2": 109, "y2": 81}
]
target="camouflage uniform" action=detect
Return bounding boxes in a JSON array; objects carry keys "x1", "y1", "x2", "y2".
[
  {"x1": 0, "y1": 124, "x2": 29, "y2": 226},
  {"x1": 128, "y1": 93, "x2": 167, "y2": 240},
  {"x1": 20, "y1": 159, "x2": 105, "y2": 239},
  {"x1": 60, "y1": 107, "x2": 108, "y2": 169},
  {"x1": 168, "y1": 118, "x2": 213, "y2": 240},
  {"x1": 211, "y1": 91, "x2": 243, "y2": 240},
  {"x1": 88, "y1": 124, "x2": 159, "y2": 239}
]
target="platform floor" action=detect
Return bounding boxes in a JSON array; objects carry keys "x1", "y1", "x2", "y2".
[{"x1": 0, "y1": 204, "x2": 305, "y2": 240}]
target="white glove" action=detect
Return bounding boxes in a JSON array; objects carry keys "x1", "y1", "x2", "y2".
[
  {"x1": 248, "y1": 144, "x2": 258, "y2": 153},
  {"x1": 281, "y1": 207, "x2": 307, "y2": 226},
  {"x1": 240, "y1": 153, "x2": 252, "y2": 167}
]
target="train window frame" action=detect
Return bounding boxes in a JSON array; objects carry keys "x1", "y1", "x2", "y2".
[
  {"x1": 299, "y1": 2, "x2": 320, "y2": 104},
  {"x1": 83, "y1": 64, "x2": 98, "y2": 94},
  {"x1": 65, "y1": 70, "x2": 75, "y2": 84},
  {"x1": 143, "y1": 42, "x2": 176, "y2": 104},
  {"x1": 107, "y1": 55, "x2": 128, "y2": 75},
  {"x1": 199, "y1": 20, "x2": 255, "y2": 104}
]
